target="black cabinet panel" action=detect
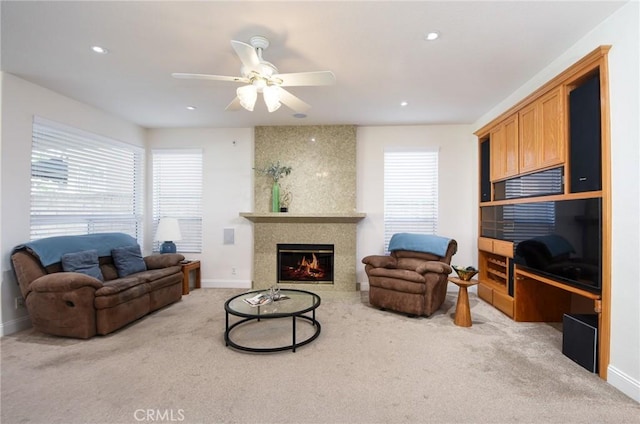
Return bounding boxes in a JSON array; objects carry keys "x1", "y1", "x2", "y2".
[{"x1": 480, "y1": 140, "x2": 491, "y2": 202}]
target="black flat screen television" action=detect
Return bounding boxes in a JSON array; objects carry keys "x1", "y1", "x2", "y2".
[{"x1": 481, "y1": 198, "x2": 602, "y2": 293}]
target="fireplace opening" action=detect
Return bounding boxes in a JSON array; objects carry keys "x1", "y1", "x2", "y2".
[{"x1": 277, "y1": 244, "x2": 334, "y2": 284}]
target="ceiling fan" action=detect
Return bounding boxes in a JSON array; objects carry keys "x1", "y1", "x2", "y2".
[{"x1": 172, "y1": 36, "x2": 336, "y2": 114}]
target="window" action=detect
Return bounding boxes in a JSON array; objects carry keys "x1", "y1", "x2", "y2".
[
  {"x1": 30, "y1": 117, "x2": 144, "y2": 241},
  {"x1": 152, "y1": 150, "x2": 203, "y2": 253},
  {"x1": 384, "y1": 149, "x2": 439, "y2": 251}
]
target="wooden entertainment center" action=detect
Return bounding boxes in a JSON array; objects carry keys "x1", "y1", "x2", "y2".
[{"x1": 474, "y1": 46, "x2": 611, "y2": 379}]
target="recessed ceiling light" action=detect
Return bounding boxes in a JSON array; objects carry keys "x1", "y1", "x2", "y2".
[
  {"x1": 293, "y1": 113, "x2": 307, "y2": 119},
  {"x1": 400, "y1": 101, "x2": 408, "y2": 107},
  {"x1": 186, "y1": 106, "x2": 196, "y2": 110},
  {"x1": 91, "y1": 45, "x2": 109, "y2": 54},
  {"x1": 424, "y1": 32, "x2": 440, "y2": 41}
]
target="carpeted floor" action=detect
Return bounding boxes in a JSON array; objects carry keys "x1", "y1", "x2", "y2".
[{"x1": 1, "y1": 288, "x2": 638, "y2": 424}]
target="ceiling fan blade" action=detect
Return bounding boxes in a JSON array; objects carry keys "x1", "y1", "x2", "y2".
[
  {"x1": 172, "y1": 73, "x2": 249, "y2": 83},
  {"x1": 225, "y1": 97, "x2": 243, "y2": 111},
  {"x1": 278, "y1": 88, "x2": 311, "y2": 113},
  {"x1": 273, "y1": 71, "x2": 336, "y2": 87},
  {"x1": 230, "y1": 40, "x2": 261, "y2": 72}
]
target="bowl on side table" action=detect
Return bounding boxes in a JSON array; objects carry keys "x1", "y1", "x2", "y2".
[{"x1": 452, "y1": 265, "x2": 478, "y2": 281}]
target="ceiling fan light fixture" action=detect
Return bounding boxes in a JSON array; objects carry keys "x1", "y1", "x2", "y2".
[
  {"x1": 173, "y1": 36, "x2": 335, "y2": 114},
  {"x1": 237, "y1": 85, "x2": 257, "y2": 111},
  {"x1": 263, "y1": 85, "x2": 282, "y2": 113}
]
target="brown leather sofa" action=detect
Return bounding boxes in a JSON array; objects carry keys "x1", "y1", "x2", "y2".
[
  {"x1": 11, "y1": 233, "x2": 184, "y2": 338},
  {"x1": 362, "y1": 234, "x2": 457, "y2": 317}
]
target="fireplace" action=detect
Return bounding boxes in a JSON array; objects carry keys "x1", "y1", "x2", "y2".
[{"x1": 277, "y1": 244, "x2": 334, "y2": 284}]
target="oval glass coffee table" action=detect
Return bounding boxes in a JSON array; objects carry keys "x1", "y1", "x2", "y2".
[{"x1": 224, "y1": 289, "x2": 321, "y2": 353}]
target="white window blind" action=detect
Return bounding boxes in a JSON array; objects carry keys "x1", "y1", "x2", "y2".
[
  {"x1": 30, "y1": 117, "x2": 144, "y2": 241},
  {"x1": 384, "y1": 149, "x2": 439, "y2": 252},
  {"x1": 152, "y1": 150, "x2": 203, "y2": 253}
]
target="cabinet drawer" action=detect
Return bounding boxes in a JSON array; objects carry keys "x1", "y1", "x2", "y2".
[
  {"x1": 493, "y1": 290, "x2": 514, "y2": 318},
  {"x1": 477, "y1": 283, "x2": 493, "y2": 304},
  {"x1": 478, "y1": 237, "x2": 493, "y2": 252},
  {"x1": 493, "y1": 240, "x2": 514, "y2": 258}
]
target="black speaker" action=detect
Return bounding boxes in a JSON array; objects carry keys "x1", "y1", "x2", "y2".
[
  {"x1": 569, "y1": 75, "x2": 601, "y2": 193},
  {"x1": 562, "y1": 314, "x2": 598, "y2": 373},
  {"x1": 480, "y1": 140, "x2": 491, "y2": 202}
]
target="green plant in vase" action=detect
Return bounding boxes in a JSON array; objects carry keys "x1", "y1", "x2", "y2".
[{"x1": 255, "y1": 161, "x2": 292, "y2": 212}]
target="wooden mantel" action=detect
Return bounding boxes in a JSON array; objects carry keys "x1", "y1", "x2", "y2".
[{"x1": 239, "y1": 212, "x2": 366, "y2": 224}]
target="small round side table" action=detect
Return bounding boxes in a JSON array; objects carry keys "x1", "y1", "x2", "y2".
[{"x1": 448, "y1": 277, "x2": 479, "y2": 327}]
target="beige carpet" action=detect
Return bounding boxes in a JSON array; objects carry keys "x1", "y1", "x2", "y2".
[{"x1": 1, "y1": 288, "x2": 638, "y2": 424}]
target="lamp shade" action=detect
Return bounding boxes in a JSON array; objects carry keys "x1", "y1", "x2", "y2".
[
  {"x1": 263, "y1": 85, "x2": 282, "y2": 112},
  {"x1": 154, "y1": 218, "x2": 182, "y2": 241},
  {"x1": 237, "y1": 85, "x2": 257, "y2": 111},
  {"x1": 154, "y1": 218, "x2": 182, "y2": 254}
]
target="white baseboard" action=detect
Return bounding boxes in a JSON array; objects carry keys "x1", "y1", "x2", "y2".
[
  {"x1": 200, "y1": 279, "x2": 252, "y2": 289},
  {"x1": 0, "y1": 315, "x2": 32, "y2": 337},
  {"x1": 607, "y1": 364, "x2": 640, "y2": 403}
]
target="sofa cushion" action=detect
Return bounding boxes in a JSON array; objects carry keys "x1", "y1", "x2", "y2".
[
  {"x1": 393, "y1": 250, "x2": 442, "y2": 262},
  {"x1": 99, "y1": 257, "x2": 119, "y2": 281},
  {"x1": 94, "y1": 267, "x2": 180, "y2": 297},
  {"x1": 94, "y1": 283, "x2": 150, "y2": 309},
  {"x1": 61, "y1": 250, "x2": 104, "y2": 281},
  {"x1": 112, "y1": 245, "x2": 147, "y2": 277},
  {"x1": 416, "y1": 261, "x2": 452, "y2": 274},
  {"x1": 366, "y1": 273, "x2": 426, "y2": 294},
  {"x1": 367, "y1": 267, "x2": 426, "y2": 285},
  {"x1": 144, "y1": 254, "x2": 184, "y2": 270},
  {"x1": 135, "y1": 266, "x2": 183, "y2": 286},
  {"x1": 95, "y1": 276, "x2": 147, "y2": 297},
  {"x1": 361, "y1": 255, "x2": 397, "y2": 269}
]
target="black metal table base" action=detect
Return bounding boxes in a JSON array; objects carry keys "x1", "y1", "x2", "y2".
[{"x1": 225, "y1": 313, "x2": 321, "y2": 353}]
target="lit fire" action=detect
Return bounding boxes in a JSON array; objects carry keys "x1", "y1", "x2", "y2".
[
  {"x1": 280, "y1": 252, "x2": 328, "y2": 281},
  {"x1": 298, "y1": 253, "x2": 323, "y2": 277}
]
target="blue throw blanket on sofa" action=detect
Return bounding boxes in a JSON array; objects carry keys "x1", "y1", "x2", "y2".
[
  {"x1": 388, "y1": 233, "x2": 452, "y2": 257},
  {"x1": 14, "y1": 233, "x2": 138, "y2": 267}
]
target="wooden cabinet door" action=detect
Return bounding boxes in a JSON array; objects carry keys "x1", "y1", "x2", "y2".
[
  {"x1": 519, "y1": 102, "x2": 538, "y2": 173},
  {"x1": 538, "y1": 86, "x2": 565, "y2": 168},
  {"x1": 489, "y1": 124, "x2": 505, "y2": 181},
  {"x1": 503, "y1": 114, "x2": 519, "y2": 178},
  {"x1": 489, "y1": 114, "x2": 518, "y2": 181}
]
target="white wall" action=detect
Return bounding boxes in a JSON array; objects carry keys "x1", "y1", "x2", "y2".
[
  {"x1": 145, "y1": 128, "x2": 254, "y2": 288},
  {"x1": 147, "y1": 125, "x2": 479, "y2": 292},
  {"x1": 474, "y1": 1, "x2": 640, "y2": 401},
  {"x1": 0, "y1": 73, "x2": 146, "y2": 335},
  {"x1": 356, "y1": 125, "x2": 478, "y2": 289}
]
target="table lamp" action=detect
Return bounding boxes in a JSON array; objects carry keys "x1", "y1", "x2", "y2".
[{"x1": 154, "y1": 218, "x2": 182, "y2": 253}]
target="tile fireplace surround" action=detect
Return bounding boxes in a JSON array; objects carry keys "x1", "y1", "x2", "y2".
[
  {"x1": 245, "y1": 125, "x2": 363, "y2": 292},
  {"x1": 240, "y1": 213, "x2": 365, "y2": 291}
]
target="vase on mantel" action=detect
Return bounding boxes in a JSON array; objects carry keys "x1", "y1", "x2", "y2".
[{"x1": 271, "y1": 182, "x2": 280, "y2": 212}]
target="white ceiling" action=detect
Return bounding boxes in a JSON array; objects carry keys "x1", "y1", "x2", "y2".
[{"x1": 1, "y1": 1, "x2": 626, "y2": 129}]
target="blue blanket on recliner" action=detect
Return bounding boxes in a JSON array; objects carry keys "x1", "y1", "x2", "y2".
[
  {"x1": 388, "y1": 233, "x2": 452, "y2": 257},
  {"x1": 14, "y1": 233, "x2": 138, "y2": 267}
]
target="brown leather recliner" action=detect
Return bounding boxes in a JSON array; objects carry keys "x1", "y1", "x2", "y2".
[{"x1": 362, "y1": 234, "x2": 457, "y2": 317}]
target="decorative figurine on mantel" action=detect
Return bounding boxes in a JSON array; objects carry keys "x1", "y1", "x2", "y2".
[
  {"x1": 280, "y1": 189, "x2": 292, "y2": 212},
  {"x1": 255, "y1": 161, "x2": 292, "y2": 212}
]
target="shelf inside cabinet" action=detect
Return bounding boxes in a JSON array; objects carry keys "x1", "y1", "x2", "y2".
[
  {"x1": 486, "y1": 257, "x2": 507, "y2": 267},
  {"x1": 487, "y1": 268, "x2": 507, "y2": 279}
]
